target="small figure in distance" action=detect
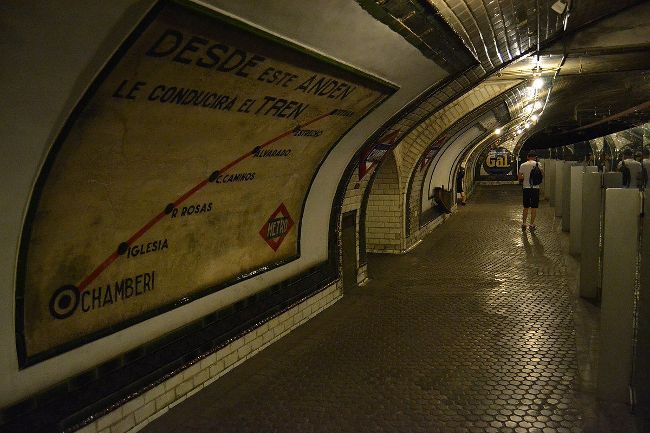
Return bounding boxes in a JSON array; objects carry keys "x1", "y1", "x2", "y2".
[
  {"x1": 617, "y1": 148, "x2": 642, "y2": 188},
  {"x1": 456, "y1": 163, "x2": 467, "y2": 206},
  {"x1": 601, "y1": 153, "x2": 612, "y2": 172},
  {"x1": 518, "y1": 150, "x2": 544, "y2": 232}
]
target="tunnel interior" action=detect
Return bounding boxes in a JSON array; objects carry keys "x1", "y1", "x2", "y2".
[{"x1": 1, "y1": 0, "x2": 650, "y2": 432}]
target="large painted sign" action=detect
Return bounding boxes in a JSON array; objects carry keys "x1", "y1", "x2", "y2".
[
  {"x1": 17, "y1": 0, "x2": 394, "y2": 365},
  {"x1": 481, "y1": 147, "x2": 515, "y2": 175}
]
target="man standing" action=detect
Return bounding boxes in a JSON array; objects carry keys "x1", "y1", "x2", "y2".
[
  {"x1": 617, "y1": 148, "x2": 642, "y2": 188},
  {"x1": 518, "y1": 150, "x2": 544, "y2": 232},
  {"x1": 456, "y1": 164, "x2": 467, "y2": 206}
]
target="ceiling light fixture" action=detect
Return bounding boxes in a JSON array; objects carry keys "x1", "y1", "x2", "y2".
[
  {"x1": 533, "y1": 78, "x2": 544, "y2": 89},
  {"x1": 525, "y1": 86, "x2": 536, "y2": 98},
  {"x1": 551, "y1": 0, "x2": 567, "y2": 15}
]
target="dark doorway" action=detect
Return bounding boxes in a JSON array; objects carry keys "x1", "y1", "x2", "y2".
[{"x1": 341, "y1": 211, "x2": 357, "y2": 290}]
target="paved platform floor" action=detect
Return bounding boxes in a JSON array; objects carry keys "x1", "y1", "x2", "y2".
[{"x1": 142, "y1": 185, "x2": 634, "y2": 433}]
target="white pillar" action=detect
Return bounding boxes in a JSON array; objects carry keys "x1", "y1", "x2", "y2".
[
  {"x1": 541, "y1": 159, "x2": 547, "y2": 200},
  {"x1": 548, "y1": 159, "x2": 556, "y2": 206},
  {"x1": 598, "y1": 189, "x2": 642, "y2": 403},
  {"x1": 561, "y1": 162, "x2": 574, "y2": 231},
  {"x1": 634, "y1": 191, "x2": 650, "y2": 412},
  {"x1": 569, "y1": 166, "x2": 597, "y2": 255},
  {"x1": 604, "y1": 172, "x2": 623, "y2": 189},
  {"x1": 555, "y1": 160, "x2": 564, "y2": 217},
  {"x1": 579, "y1": 172, "x2": 602, "y2": 299}
]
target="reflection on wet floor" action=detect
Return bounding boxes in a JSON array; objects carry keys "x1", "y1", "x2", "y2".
[{"x1": 142, "y1": 185, "x2": 635, "y2": 433}]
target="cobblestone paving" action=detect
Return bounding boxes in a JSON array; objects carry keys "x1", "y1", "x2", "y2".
[{"x1": 143, "y1": 185, "x2": 584, "y2": 433}]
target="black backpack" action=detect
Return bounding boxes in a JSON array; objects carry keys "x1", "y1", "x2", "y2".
[
  {"x1": 620, "y1": 160, "x2": 631, "y2": 187},
  {"x1": 530, "y1": 162, "x2": 543, "y2": 186}
]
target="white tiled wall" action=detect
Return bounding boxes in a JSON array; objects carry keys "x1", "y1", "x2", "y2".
[{"x1": 75, "y1": 282, "x2": 343, "y2": 433}]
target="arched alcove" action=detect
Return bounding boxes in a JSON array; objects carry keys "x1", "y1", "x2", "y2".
[{"x1": 364, "y1": 152, "x2": 403, "y2": 253}]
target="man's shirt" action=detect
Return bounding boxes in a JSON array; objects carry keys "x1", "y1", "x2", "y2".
[{"x1": 519, "y1": 160, "x2": 543, "y2": 189}]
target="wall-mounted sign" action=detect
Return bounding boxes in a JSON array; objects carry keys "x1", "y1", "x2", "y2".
[
  {"x1": 358, "y1": 129, "x2": 400, "y2": 180},
  {"x1": 419, "y1": 136, "x2": 446, "y2": 172},
  {"x1": 16, "y1": 0, "x2": 395, "y2": 365},
  {"x1": 259, "y1": 203, "x2": 294, "y2": 252},
  {"x1": 482, "y1": 147, "x2": 514, "y2": 175}
]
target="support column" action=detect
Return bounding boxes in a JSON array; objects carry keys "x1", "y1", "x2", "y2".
[
  {"x1": 634, "y1": 191, "x2": 650, "y2": 420},
  {"x1": 579, "y1": 172, "x2": 602, "y2": 299},
  {"x1": 548, "y1": 159, "x2": 556, "y2": 206},
  {"x1": 555, "y1": 160, "x2": 564, "y2": 217},
  {"x1": 598, "y1": 189, "x2": 641, "y2": 402},
  {"x1": 561, "y1": 162, "x2": 574, "y2": 231},
  {"x1": 569, "y1": 166, "x2": 597, "y2": 255},
  {"x1": 604, "y1": 172, "x2": 623, "y2": 189},
  {"x1": 540, "y1": 159, "x2": 548, "y2": 200}
]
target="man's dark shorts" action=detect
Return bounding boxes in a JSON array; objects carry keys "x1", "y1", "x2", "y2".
[{"x1": 523, "y1": 188, "x2": 540, "y2": 208}]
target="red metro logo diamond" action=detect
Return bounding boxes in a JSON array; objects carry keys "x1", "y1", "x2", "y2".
[{"x1": 259, "y1": 203, "x2": 294, "y2": 251}]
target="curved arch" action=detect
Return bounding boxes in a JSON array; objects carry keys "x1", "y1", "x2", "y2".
[
  {"x1": 364, "y1": 151, "x2": 403, "y2": 254},
  {"x1": 421, "y1": 106, "x2": 509, "y2": 213},
  {"x1": 404, "y1": 95, "x2": 516, "y2": 237}
]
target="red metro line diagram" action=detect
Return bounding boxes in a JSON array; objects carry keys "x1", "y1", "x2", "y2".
[
  {"x1": 17, "y1": 0, "x2": 395, "y2": 365},
  {"x1": 48, "y1": 111, "x2": 333, "y2": 320}
]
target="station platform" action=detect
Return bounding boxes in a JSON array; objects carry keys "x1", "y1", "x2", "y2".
[{"x1": 141, "y1": 185, "x2": 632, "y2": 433}]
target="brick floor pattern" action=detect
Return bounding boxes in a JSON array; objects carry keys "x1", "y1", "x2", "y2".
[{"x1": 143, "y1": 185, "x2": 582, "y2": 433}]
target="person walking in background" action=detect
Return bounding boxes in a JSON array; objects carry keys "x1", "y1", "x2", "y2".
[
  {"x1": 617, "y1": 148, "x2": 642, "y2": 188},
  {"x1": 456, "y1": 164, "x2": 466, "y2": 206},
  {"x1": 601, "y1": 153, "x2": 612, "y2": 172},
  {"x1": 518, "y1": 150, "x2": 544, "y2": 232}
]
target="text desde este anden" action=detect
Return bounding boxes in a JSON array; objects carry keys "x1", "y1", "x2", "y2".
[{"x1": 110, "y1": 27, "x2": 360, "y2": 120}]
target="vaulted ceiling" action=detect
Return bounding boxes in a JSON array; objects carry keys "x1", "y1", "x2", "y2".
[{"x1": 361, "y1": 0, "x2": 650, "y2": 152}]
